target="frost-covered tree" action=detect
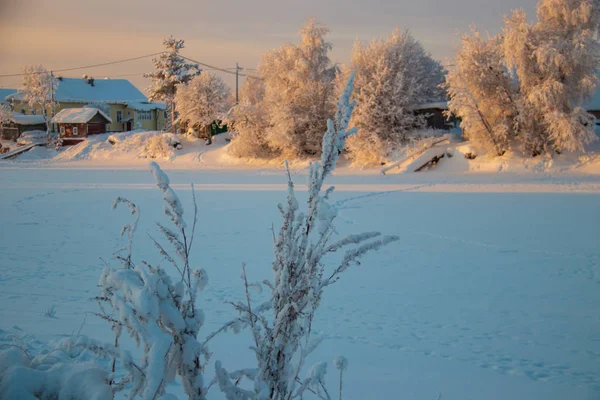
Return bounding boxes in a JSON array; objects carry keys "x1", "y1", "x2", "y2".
[
  {"x1": 175, "y1": 72, "x2": 232, "y2": 144},
  {"x1": 20, "y1": 64, "x2": 59, "y2": 137},
  {"x1": 216, "y1": 73, "x2": 398, "y2": 400},
  {"x1": 258, "y1": 18, "x2": 337, "y2": 158},
  {"x1": 340, "y1": 29, "x2": 446, "y2": 165},
  {"x1": 503, "y1": 0, "x2": 600, "y2": 155},
  {"x1": 228, "y1": 77, "x2": 276, "y2": 158},
  {"x1": 145, "y1": 36, "x2": 200, "y2": 133},
  {"x1": 445, "y1": 28, "x2": 518, "y2": 156}
]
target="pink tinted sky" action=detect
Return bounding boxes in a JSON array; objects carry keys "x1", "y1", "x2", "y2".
[{"x1": 0, "y1": 0, "x2": 537, "y2": 94}]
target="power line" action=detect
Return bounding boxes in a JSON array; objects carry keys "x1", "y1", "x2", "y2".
[
  {"x1": 0, "y1": 52, "x2": 165, "y2": 78},
  {"x1": 181, "y1": 55, "x2": 263, "y2": 80}
]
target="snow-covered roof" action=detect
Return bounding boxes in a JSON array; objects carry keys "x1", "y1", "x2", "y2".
[
  {"x1": 127, "y1": 102, "x2": 167, "y2": 111},
  {"x1": 0, "y1": 88, "x2": 17, "y2": 102},
  {"x1": 51, "y1": 107, "x2": 112, "y2": 124},
  {"x1": 413, "y1": 101, "x2": 448, "y2": 111},
  {"x1": 11, "y1": 112, "x2": 46, "y2": 125},
  {"x1": 6, "y1": 78, "x2": 146, "y2": 104}
]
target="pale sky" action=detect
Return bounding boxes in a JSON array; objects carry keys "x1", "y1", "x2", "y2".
[{"x1": 0, "y1": 0, "x2": 538, "y2": 94}]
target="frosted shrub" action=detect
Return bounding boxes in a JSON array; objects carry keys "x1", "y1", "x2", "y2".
[
  {"x1": 228, "y1": 78, "x2": 276, "y2": 158},
  {"x1": 61, "y1": 164, "x2": 216, "y2": 400},
  {"x1": 215, "y1": 73, "x2": 399, "y2": 400},
  {"x1": 144, "y1": 134, "x2": 175, "y2": 159}
]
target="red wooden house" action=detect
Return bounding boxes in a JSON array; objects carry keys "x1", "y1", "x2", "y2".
[{"x1": 51, "y1": 107, "x2": 112, "y2": 145}]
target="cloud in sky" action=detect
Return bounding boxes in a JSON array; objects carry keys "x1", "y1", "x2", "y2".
[{"x1": 0, "y1": 0, "x2": 537, "y2": 92}]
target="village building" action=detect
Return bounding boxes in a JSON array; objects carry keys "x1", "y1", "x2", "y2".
[
  {"x1": 1, "y1": 113, "x2": 47, "y2": 141},
  {"x1": 51, "y1": 108, "x2": 112, "y2": 145},
  {"x1": 4, "y1": 77, "x2": 167, "y2": 132},
  {"x1": 414, "y1": 102, "x2": 458, "y2": 131}
]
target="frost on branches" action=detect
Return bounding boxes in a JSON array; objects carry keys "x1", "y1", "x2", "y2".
[
  {"x1": 216, "y1": 73, "x2": 399, "y2": 400},
  {"x1": 62, "y1": 164, "x2": 215, "y2": 400},
  {"x1": 445, "y1": 28, "x2": 518, "y2": 156},
  {"x1": 145, "y1": 36, "x2": 200, "y2": 133},
  {"x1": 175, "y1": 73, "x2": 232, "y2": 144},
  {"x1": 340, "y1": 29, "x2": 447, "y2": 165},
  {"x1": 503, "y1": 0, "x2": 600, "y2": 155},
  {"x1": 447, "y1": 0, "x2": 600, "y2": 157},
  {"x1": 228, "y1": 76, "x2": 275, "y2": 158},
  {"x1": 20, "y1": 64, "x2": 59, "y2": 140},
  {"x1": 230, "y1": 18, "x2": 337, "y2": 159}
]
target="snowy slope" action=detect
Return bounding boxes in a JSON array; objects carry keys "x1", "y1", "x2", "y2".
[{"x1": 4, "y1": 130, "x2": 600, "y2": 177}]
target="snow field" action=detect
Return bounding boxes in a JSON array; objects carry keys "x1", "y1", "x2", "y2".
[{"x1": 0, "y1": 167, "x2": 599, "y2": 399}]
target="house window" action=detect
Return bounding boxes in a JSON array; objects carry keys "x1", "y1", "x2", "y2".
[
  {"x1": 73, "y1": 126, "x2": 79, "y2": 136},
  {"x1": 116, "y1": 110, "x2": 122, "y2": 123},
  {"x1": 136, "y1": 110, "x2": 152, "y2": 121},
  {"x1": 164, "y1": 110, "x2": 167, "y2": 119},
  {"x1": 60, "y1": 126, "x2": 65, "y2": 135},
  {"x1": 31, "y1": 109, "x2": 36, "y2": 115},
  {"x1": 20, "y1": 109, "x2": 26, "y2": 114}
]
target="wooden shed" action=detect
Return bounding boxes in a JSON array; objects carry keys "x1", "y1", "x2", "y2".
[
  {"x1": 1, "y1": 113, "x2": 47, "y2": 141},
  {"x1": 414, "y1": 102, "x2": 458, "y2": 131},
  {"x1": 51, "y1": 107, "x2": 112, "y2": 145}
]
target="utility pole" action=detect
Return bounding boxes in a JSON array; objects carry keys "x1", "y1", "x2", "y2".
[
  {"x1": 50, "y1": 71, "x2": 55, "y2": 133},
  {"x1": 235, "y1": 62, "x2": 239, "y2": 104}
]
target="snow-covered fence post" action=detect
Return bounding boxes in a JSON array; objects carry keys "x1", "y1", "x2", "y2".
[{"x1": 216, "y1": 72, "x2": 399, "y2": 400}]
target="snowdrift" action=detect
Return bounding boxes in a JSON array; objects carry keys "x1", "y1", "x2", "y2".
[{"x1": 4, "y1": 129, "x2": 600, "y2": 175}]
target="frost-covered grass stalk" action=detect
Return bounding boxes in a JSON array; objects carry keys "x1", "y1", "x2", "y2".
[
  {"x1": 216, "y1": 73, "x2": 399, "y2": 400},
  {"x1": 63, "y1": 164, "x2": 216, "y2": 400}
]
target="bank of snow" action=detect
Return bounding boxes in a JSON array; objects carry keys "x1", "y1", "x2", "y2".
[{"x1": 5, "y1": 130, "x2": 600, "y2": 175}]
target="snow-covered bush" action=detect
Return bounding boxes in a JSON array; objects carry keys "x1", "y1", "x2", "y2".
[
  {"x1": 445, "y1": 28, "x2": 518, "y2": 156},
  {"x1": 341, "y1": 29, "x2": 446, "y2": 165},
  {"x1": 215, "y1": 73, "x2": 399, "y2": 400},
  {"x1": 143, "y1": 134, "x2": 175, "y2": 159},
  {"x1": 0, "y1": 340, "x2": 112, "y2": 400},
  {"x1": 60, "y1": 164, "x2": 218, "y2": 400},
  {"x1": 228, "y1": 78, "x2": 276, "y2": 158}
]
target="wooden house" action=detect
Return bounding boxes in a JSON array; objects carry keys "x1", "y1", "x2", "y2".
[
  {"x1": 5, "y1": 77, "x2": 167, "y2": 132},
  {"x1": 51, "y1": 107, "x2": 112, "y2": 145}
]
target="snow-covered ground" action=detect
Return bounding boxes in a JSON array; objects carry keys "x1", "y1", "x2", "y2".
[{"x1": 1, "y1": 133, "x2": 600, "y2": 399}]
